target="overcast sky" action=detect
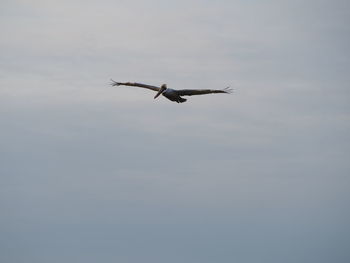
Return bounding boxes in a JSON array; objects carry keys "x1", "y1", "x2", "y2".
[{"x1": 1, "y1": 0, "x2": 350, "y2": 262}]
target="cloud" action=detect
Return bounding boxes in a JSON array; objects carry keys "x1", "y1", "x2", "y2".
[{"x1": 1, "y1": 0, "x2": 350, "y2": 262}]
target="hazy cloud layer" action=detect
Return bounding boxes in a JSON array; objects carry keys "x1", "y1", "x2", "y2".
[{"x1": 1, "y1": 0, "x2": 349, "y2": 262}]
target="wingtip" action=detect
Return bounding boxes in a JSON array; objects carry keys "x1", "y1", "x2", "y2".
[
  {"x1": 110, "y1": 79, "x2": 121, "y2": 86},
  {"x1": 224, "y1": 87, "x2": 234, "y2": 94}
]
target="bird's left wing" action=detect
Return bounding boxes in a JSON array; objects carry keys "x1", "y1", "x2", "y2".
[
  {"x1": 110, "y1": 79, "x2": 160, "y2": 92},
  {"x1": 177, "y1": 87, "x2": 233, "y2": 96}
]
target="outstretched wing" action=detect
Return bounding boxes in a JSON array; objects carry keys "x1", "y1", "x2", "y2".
[
  {"x1": 110, "y1": 79, "x2": 160, "y2": 92},
  {"x1": 176, "y1": 87, "x2": 233, "y2": 96}
]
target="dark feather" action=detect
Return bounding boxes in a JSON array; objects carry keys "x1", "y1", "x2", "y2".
[
  {"x1": 110, "y1": 79, "x2": 160, "y2": 92},
  {"x1": 177, "y1": 87, "x2": 233, "y2": 96}
]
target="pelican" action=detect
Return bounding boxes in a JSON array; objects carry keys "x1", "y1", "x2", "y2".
[{"x1": 110, "y1": 79, "x2": 232, "y2": 103}]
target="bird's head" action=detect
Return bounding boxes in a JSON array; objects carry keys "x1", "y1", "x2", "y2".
[{"x1": 154, "y1": 84, "x2": 167, "y2": 99}]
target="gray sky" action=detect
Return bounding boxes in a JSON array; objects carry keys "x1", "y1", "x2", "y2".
[{"x1": 1, "y1": 0, "x2": 350, "y2": 262}]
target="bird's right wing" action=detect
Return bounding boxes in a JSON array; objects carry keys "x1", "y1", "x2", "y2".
[
  {"x1": 110, "y1": 79, "x2": 160, "y2": 92},
  {"x1": 177, "y1": 87, "x2": 233, "y2": 96}
]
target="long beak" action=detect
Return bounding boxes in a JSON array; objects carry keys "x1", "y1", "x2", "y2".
[{"x1": 154, "y1": 88, "x2": 164, "y2": 99}]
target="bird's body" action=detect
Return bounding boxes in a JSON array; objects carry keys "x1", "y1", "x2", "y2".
[
  {"x1": 110, "y1": 80, "x2": 232, "y2": 103},
  {"x1": 161, "y1": 88, "x2": 187, "y2": 103}
]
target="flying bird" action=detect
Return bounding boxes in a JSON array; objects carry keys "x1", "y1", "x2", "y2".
[{"x1": 110, "y1": 79, "x2": 232, "y2": 103}]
